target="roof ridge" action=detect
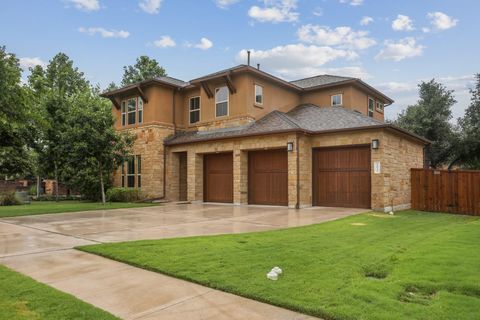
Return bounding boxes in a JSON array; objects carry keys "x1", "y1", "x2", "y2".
[
  {"x1": 271, "y1": 110, "x2": 302, "y2": 129},
  {"x1": 290, "y1": 74, "x2": 354, "y2": 83}
]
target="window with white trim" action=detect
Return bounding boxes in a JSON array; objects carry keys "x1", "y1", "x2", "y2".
[
  {"x1": 136, "y1": 155, "x2": 141, "y2": 189},
  {"x1": 255, "y1": 84, "x2": 263, "y2": 105},
  {"x1": 376, "y1": 101, "x2": 383, "y2": 113},
  {"x1": 121, "y1": 101, "x2": 126, "y2": 126},
  {"x1": 368, "y1": 98, "x2": 375, "y2": 117},
  {"x1": 215, "y1": 86, "x2": 229, "y2": 117},
  {"x1": 124, "y1": 156, "x2": 135, "y2": 188},
  {"x1": 189, "y1": 96, "x2": 200, "y2": 124},
  {"x1": 331, "y1": 94, "x2": 343, "y2": 106},
  {"x1": 127, "y1": 98, "x2": 136, "y2": 125},
  {"x1": 138, "y1": 98, "x2": 143, "y2": 124}
]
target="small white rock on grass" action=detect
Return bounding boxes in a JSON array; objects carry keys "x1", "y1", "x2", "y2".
[{"x1": 266, "y1": 266, "x2": 283, "y2": 280}]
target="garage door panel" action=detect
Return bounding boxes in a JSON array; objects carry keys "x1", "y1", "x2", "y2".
[
  {"x1": 204, "y1": 153, "x2": 233, "y2": 203},
  {"x1": 249, "y1": 150, "x2": 288, "y2": 206},
  {"x1": 313, "y1": 146, "x2": 371, "y2": 208}
]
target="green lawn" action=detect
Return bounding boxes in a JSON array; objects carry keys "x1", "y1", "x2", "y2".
[
  {"x1": 0, "y1": 264, "x2": 118, "y2": 320},
  {"x1": 79, "y1": 210, "x2": 480, "y2": 320},
  {"x1": 0, "y1": 200, "x2": 157, "y2": 218}
]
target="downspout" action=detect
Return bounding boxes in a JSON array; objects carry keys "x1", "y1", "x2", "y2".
[{"x1": 295, "y1": 134, "x2": 300, "y2": 209}]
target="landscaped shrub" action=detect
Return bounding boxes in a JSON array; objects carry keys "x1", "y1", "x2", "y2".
[
  {"x1": 106, "y1": 188, "x2": 142, "y2": 202},
  {"x1": 0, "y1": 193, "x2": 20, "y2": 206},
  {"x1": 28, "y1": 185, "x2": 37, "y2": 196}
]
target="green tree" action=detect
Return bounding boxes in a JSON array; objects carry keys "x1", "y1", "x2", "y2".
[
  {"x1": 455, "y1": 74, "x2": 480, "y2": 169},
  {"x1": 29, "y1": 53, "x2": 90, "y2": 200},
  {"x1": 394, "y1": 79, "x2": 457, "y2": 168},
  {"x1": 121, "y1": 56, "x2": 166, "y2": 86},
  {"x1": 105, "y1": 81, "x2": 118, "y2": 92},
  {"x1": 0, "y1": 46, "x2": 33, "y2": 177},
  {"x1": 63, "y1": 89, "x2": 134, "y2": 203}
]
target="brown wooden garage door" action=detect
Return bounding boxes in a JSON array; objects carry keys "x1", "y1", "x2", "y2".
[
  {"x1": 248, "y1": 149, "x2": 288, "y2": 206},
  {"x1": 204, "y1": 153, "x2": 233, "y2": 203},
  {"x1": 313, "y1": 146, "x2": 371, "y2": 208}
]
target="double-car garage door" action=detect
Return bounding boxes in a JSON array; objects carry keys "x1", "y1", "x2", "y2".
[
  {"x1": 203, "y1": 150, "x2": 288, "y2": 206},
  {"x1": 203, "y1": 146, "x2": 371, "y2": 208}
]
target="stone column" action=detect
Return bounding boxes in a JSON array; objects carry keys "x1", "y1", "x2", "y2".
[
  {"x1": 187, "y1": 150, "x2": 203, "y2": 202},
  {"x1": 287, "y1": 134, "x2": 298, "y2": 208},
  {"x1": 233, "y1": 149, "x2": 248, "y2": 205}
]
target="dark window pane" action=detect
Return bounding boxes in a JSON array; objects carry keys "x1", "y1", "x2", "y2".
[
  {"x1": 216, "y1": 102, "x2": 228, "y2": 117},
  {"x1": 127, "y1": 176, "x2": 135, "y2": 188},
  {"x1": 190, "y1": 97, "x2": 200, "y2": 110},
  {"x1": 122, "y1": 114, "x2": 126, "y2": 126},
  {"x1": 127, "y1": 156, "x2": 135, "y2": 175},
  {"x1": 137, "y1": 176, "x2": 141, "y2": 188},
  {"x1": 137, "y1": 155, "x2": 141, "y2": 174},
  {"x1": 190, "y1": 110, "x2": 200, "y2": 123},
  {"x1": 138, "y1": 110, "x2": 143, "y2": 123},
  {"x1": 121, "y1": 175, "x2": 125, "y2": 187},
  {"x1": 128, "y1": 112, "x2": 136, "y2": 125}
]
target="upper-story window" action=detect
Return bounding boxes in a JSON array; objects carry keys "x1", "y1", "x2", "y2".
[
  {"x1": 121, "y1": 97, "x2": 143, "y2": 126},
  {"x1": 255, "y1": 84, "x2": 263, "y2": 105},
  {"x1": 189, "y1": 96, "x2": 200, "y2": 124},
  {"x1": 215, "y1": 86, "x2": 229, "y2": 117},
  {"x1": 331, "y1": 94, "x2": 343, "y2": 107},
  {"x1": 368, "y1": 97, "x2": 375, "y2": 117},
  {"x1": 376, "y1": 101, "x2": 384, "y2": 113}
]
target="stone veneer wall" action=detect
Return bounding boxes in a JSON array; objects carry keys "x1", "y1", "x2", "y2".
[
  {"x1": 164, "y1": 128, "x2": 425, "y2": 210},
  {"x1": 113, "y1": 125, "x2": 175, "y2": 198}
]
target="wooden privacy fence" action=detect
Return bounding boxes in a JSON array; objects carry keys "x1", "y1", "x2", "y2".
[{"x1": 411, "y1": 168, "x2": 480, "y2": 216}]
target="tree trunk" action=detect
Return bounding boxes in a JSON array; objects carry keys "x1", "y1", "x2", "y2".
[
  {"x1": 54, "y1": 162, "x2": 59, "y2": 202},
  {"x1": 36, "y1": 176, "x2": 40, "y2": 198},
  {"x1": 99, "y1": 164, "x2": 106, "y2": 205}
]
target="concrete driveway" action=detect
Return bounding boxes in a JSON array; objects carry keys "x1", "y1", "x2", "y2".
[{"x1": 0, "y1": 203, "x2": 366, "y2": 320}]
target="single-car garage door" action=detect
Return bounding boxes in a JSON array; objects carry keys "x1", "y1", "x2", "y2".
[
  {"x1": 313, "y1": 146, "x2": 371, "y2": 208},
  {"x1": 248, "y1": 149, "x2": 288, "y2": 206},
  {"x1": 204, "y1": 153, "x2": 233, "y2": 203}
]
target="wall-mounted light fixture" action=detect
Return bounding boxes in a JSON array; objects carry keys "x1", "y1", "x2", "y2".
[
  {"x1": 372, "y1": 139, "x2": 380, "y2": 150},
  {"x1": 287, "y1": 142, "x2": 294, "y2": 152}
]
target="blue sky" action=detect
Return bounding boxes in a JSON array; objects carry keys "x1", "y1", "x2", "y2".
[{"x1": 1, "y1": 0, "x2": 478, "y2": 120}]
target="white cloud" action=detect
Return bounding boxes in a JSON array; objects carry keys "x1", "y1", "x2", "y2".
[
  {"x1": 139, "y1": 0, "x2": 162, "y2": 14},
  {"x1": 339, "y1": 0, "x2": 363, "y2": 6},
  {"x1": 392, "y1": 14, "x2": 414, "y2": 31},
  {"x1": 187, "y1": 37, "x2": 213, "y2": 50},
  {"x1": 360, "y1": 16, "x2": 373, "y2": 26},
  {"x1": 427, "y1": 12, "x2": 458, "y2": 30},
  {"x1": 153, "y1": 36, "x2": 176, "y2": 48},
  {"x1": 68, "y1": 0, "x2": 100, "y2": 11},
  {"x1": 19, "y1": 57, "x2": 46, "y2": 70},
  {"x1": 248, "y1": 0, "x2": 299, "y2": 23},
  {"x1": 78, "y1": 27, "x2": 130, "y2": 38},
  {"x1": 422, "y1": 27, "x2": 431, "y2": 33},
  {"x1": 313, "y1": 7, "x2": 323, "y2": 17},
  {"x1": 297, "y1": 25, "x2": 376, "y2": 50},
  {"x1": 377, "y1": 81, "x2": 416, "y2": 93},
  {"x1": 376, "y1": 37, "x2": 424, "y2": 62},
  {"x1": 214, "y1": 0, "x2": 240, "y2": 9},
  {"x1": 236, "y1": 44, "x2": 358, "y2": 79}
]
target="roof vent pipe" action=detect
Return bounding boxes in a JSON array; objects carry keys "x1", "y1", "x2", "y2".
[
  {"x1": 257, "y1": 63, "x2": 260, "y2": 70},
  {"x1": 247, "y1": 50, "x2": 251, "y2": 66}
]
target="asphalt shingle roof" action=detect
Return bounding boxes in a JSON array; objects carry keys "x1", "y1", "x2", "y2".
[
  {"x1": 155, "y1": 76, "x2": 190, "y2": 87},
  {"x1": 290, "y1": 75, "x2": 354, "y2": 89},
  {"x1": 165, "y1": 105, "x2": 386, "y2": 145}
]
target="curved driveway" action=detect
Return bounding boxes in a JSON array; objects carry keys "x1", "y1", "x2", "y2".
[{"x1": 0, "y1": 203, "x2": 365, "y2": 320}]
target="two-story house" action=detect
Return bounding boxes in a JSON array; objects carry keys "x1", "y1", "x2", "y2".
[{"x1": 102, "y1": 64, "x2": 428, "y2": 211}]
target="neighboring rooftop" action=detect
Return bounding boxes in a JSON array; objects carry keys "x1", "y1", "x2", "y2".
[
  {"x1": 290, "y1": 75, "x2": 355, "y2": 89},
  {"x1": 165, "y1": 104, "x2": 423, "y2": 146}
]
